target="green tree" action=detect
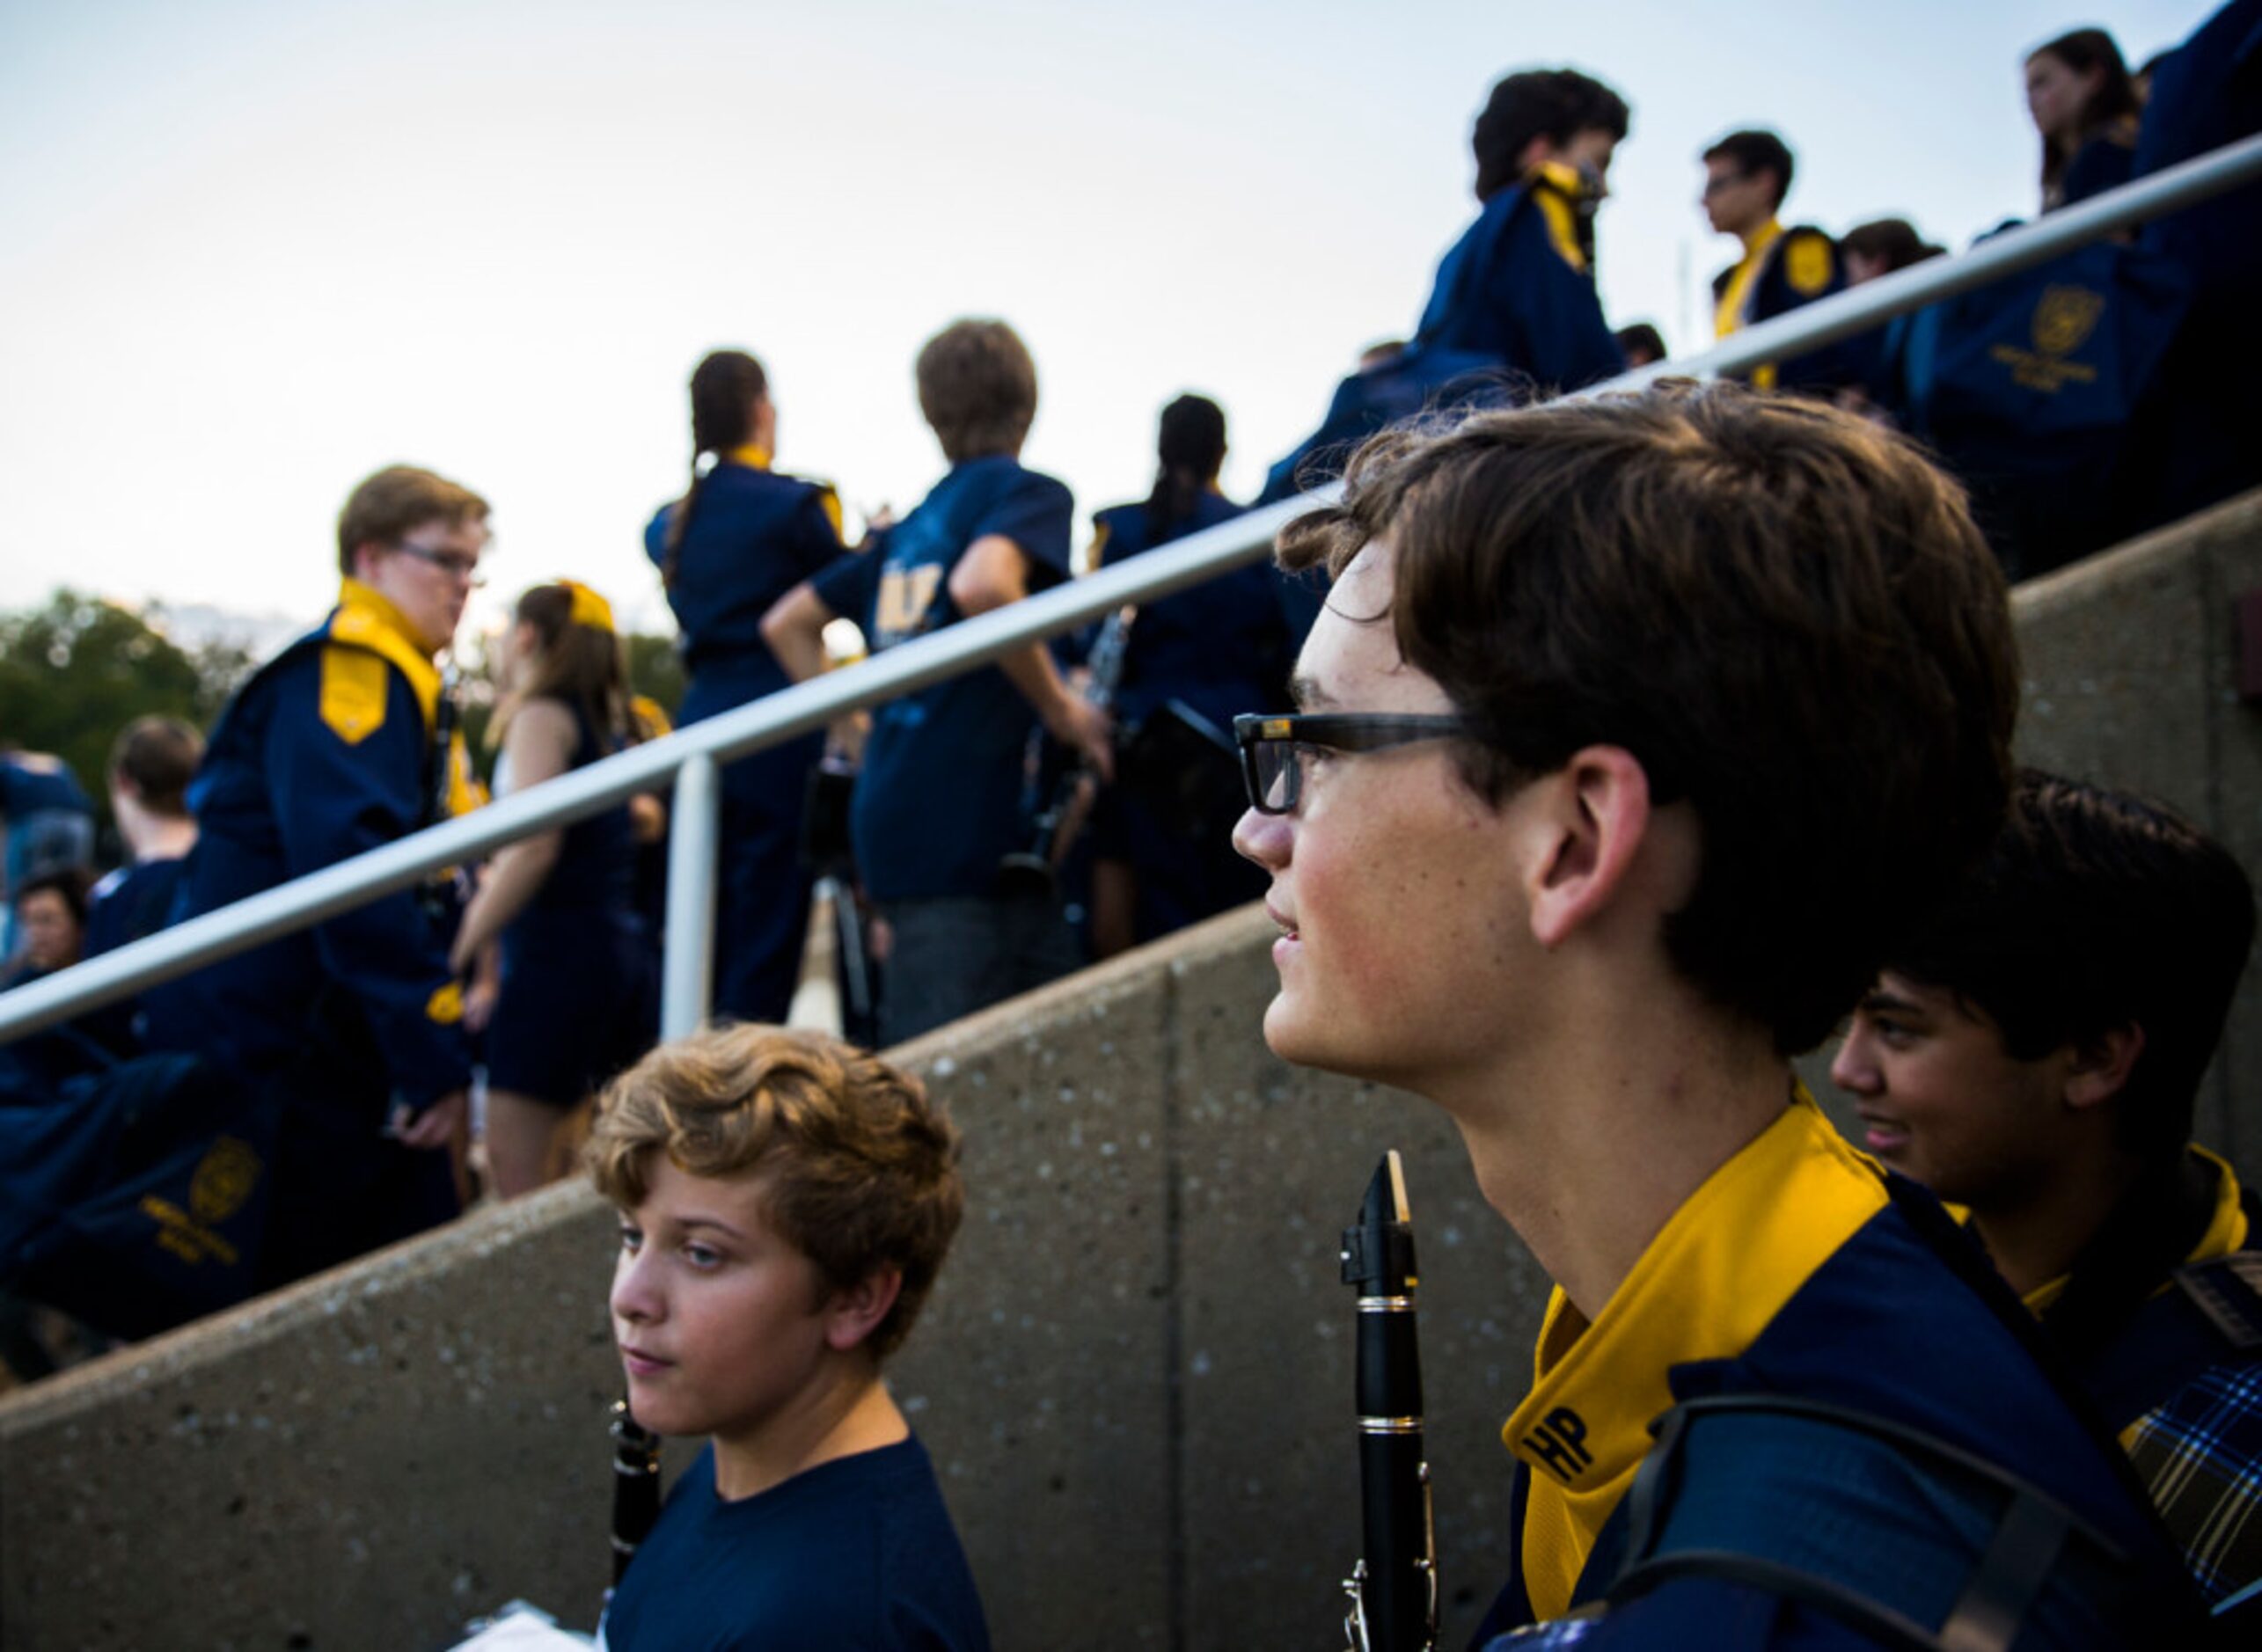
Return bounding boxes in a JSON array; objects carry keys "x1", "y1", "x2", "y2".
[
  {"x1": 625, "y1": 632, "x2": 684, "y2": 725},
  {"x1": 0, "y1": 590, "x2": 253, "y2": 839}
]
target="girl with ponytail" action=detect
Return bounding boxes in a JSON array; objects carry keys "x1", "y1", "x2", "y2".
[
  {"x1": 451, "y1": 581, "x2": 654, "y2": 1197},
  {"x1": 1085, "y1": 395, "x2": 1297, "y2": 957},
  {"x1": 642, "y1": 350, "x2": 850, "y2": 1025}
]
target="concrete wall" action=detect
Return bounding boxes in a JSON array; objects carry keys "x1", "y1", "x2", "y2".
[{"x1": 7, "y1": 487, "x2": 2261, "y2": 1652}]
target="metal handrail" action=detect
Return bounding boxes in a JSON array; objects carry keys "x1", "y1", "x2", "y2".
[{"x1": 5, "y1": 129, "x2": 2259, "y2": 1046}]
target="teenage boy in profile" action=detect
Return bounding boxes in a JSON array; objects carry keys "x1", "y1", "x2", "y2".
[
  {"x1": 764, "y1": 318, "x2": 1108, "y2": 1045},
  {"x1": 1833, "y1": 770, "x2": 2261, "y2": 1610},
  {"x1": 1261, "y1": 68, "x2": 1630, "y2": 503},
  {"x1": 591, "y1": 1024, "x2": 988, "y2": 1651},
  {"x1": 1231, "y1": 384, "x2": 2201, "y2": 1643},
  {"x1": 1701, "y1": 128, "x2": 1863, "y2": 391},
  {"x1": 144, "y1": 464, "x2": 489, "y2": 1282}
]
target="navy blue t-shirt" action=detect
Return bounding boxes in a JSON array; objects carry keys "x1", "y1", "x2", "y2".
[
  {"x1": 598, "y1": 1436, "x2": 990, "y2": 1652},
  {"x1": 810, "y1": 456, "x2": 1073, "y2": 903},
  {"x1": 84, "y1": 856, "x2": 187, "y2": 959}
]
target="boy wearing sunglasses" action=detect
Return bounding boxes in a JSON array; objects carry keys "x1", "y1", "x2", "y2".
[{"x1": 1231, "y1": 384, "x2": 2201, "y2": 1645}]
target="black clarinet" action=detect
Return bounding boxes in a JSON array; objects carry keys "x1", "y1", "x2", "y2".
[
  {"x1": 1340, "y1": 1151, "x2": 1438, "y2": 1652},
  {"x1": 609, "y1": 1397, "x2": 662, "y2": 1587},
  {"x1": 998, "y1": 603, "x2": 1137, "y2": 895}
]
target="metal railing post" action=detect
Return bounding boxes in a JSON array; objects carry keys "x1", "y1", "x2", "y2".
[{"x1": 661, "y1": 753, "x2": 720, "y2": 1041}]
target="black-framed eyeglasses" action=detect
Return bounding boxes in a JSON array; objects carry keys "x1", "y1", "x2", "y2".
[
  {"x1": 391, "y1": 540, "x2": 486, "y2": 586},
  {"x1": 1233, "y1": 712, "x2": 1472, "y2": 816}
]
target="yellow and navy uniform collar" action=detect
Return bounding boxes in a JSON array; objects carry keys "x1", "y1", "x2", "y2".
[
  {"x1": 718, "y1": 444, "x2": 845, "y2": 540},
  {"x1": 2023, "y1": 1145, "x2": 2250, "y2": 1318},
  {"x1": 1713, "y1": 217, "x2": 1784, "y2": 340},
  {"x1": 323, "y1": 578, "x2": 482, "y2": 820},
  {"x1": 329, "y1": 578, "x2": 445, "y2": 730},
  {"x1": 1503, "y1": 1085, "x2": 1889, "y2": 1620},
  {"x1": 1526, "y1": 160, "x2": 1595, "y2": 275}
]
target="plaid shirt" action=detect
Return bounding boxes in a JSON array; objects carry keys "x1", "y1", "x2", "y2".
[{"x1": 2124, "y1": 1355, "x2": 2262, "y2": 1604}]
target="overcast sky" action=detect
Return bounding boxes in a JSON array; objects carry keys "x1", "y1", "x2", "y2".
[{"x1": 0, "y1": 0, "x2": 2212, "y2": 646}]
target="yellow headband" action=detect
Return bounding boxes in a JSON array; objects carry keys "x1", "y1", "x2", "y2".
[{"x1": 559, "y1": 578, "x2": 615, "y2": 633}]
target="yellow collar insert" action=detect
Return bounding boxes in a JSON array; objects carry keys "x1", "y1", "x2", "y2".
[
  {"x1": 321, "y1": 580, "x2": 482, "y2": 819},
  {"x1": 724, "y1": 443, "x2": 773, "y2": 471},
  {"x1": 1504, "y1": 1086, "x2": 1889, "y2": 1620},
  {"x1": 1527, "y1": 159, "x2": 1591, "y2": 275},
  {"x1": 1713, "y1": 217, "x2": 1784, "y2": 340},
  {"x1": 329, "y1": 579, "x2": 443, "y2": 730},
  {"x1": 2024, "y1": 1144, "x2": 2251, "y2": 1317}
]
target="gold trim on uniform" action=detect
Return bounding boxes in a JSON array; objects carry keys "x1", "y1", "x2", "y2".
[
  {"x1": 1783, "y1": 230, "x2": 1834, "y2": 297},
  {"x1": 1713, "y1": 218, "x2": 1784, "y2": 341},
  {"x1": 318, "y1": 580, "x2": 483, "y2": 818},
  {"x1": 1530, "y1": 160, "x2": 1590, "y2": 274},
  {"x1": 1503, "y1": 1086, "x2": 1890, "y2": 1619},
  {"x1": 2025, "y1": 1144, "x2": 2251, "y2": 1319}
]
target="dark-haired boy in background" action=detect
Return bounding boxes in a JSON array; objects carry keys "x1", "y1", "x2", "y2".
[
  {"x1": 1259, "y1": 68, "x2": 1629, "y2": 502},
  {"x1": 1702, "y1": 128, "x2": 1862, "y2": 391},
  {"x1": 1833, "y1": 770, "x2": 2262, "y2": 1609},
  {"x1": 85, "y1": 715, "x2": 203, "y2": 960}
]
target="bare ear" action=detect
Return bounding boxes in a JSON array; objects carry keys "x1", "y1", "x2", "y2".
[
  {"x1": 1526, "y1": 746, "x2": 1652, "y2": 949},
  {"x1": 2065, "y1": 1021, "x2": 2145, "y2": 1112},
  {"x1": 824, "y1": 1268, "x2": 904, "y2": 1353},
  {"x1": 348, "y1": 543, "x2": 385, "y2": 583}
]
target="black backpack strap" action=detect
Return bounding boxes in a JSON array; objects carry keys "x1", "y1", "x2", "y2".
[
  {"x1": 1604, "y1": 1393, "x2": 2158, "y2": 1651},
  {"x1": 2171, "y1": 1251, "x2": 2262, "y2": 1351}
]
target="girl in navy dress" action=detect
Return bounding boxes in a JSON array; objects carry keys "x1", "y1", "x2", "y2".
[
  {"x1": 452, "y1": 581, "x2": 651, "y2": 1198},
  {"x1": 646, "y1": 351, "x2": 847, "y2": 1025}
]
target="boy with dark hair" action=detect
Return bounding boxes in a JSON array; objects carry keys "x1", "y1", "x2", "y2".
[
  {"x1": 1258, "y1": 68, "x2": 1629, "y2": 502},
  {"x1": 1832, "y1": 770, "x2": 2262, "y2": 1608},
  {"x1": 85, "y1": 715, "x2": 204, "y2": 959},
  {"x1": 764, "y1": 319, "x2": 1107, "y2": 1045},
  {"x1": 1702, "y1": 127, "x2": 1860, "y2": 391},
  {"x1": 1231, "y1": 384, "x2": 2200, "y2": 1644},
  {"x1": 589, "y1": 1024, "x2": 988, "y2": 1651}
]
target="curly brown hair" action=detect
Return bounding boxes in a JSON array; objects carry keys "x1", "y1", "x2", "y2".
[
  {"x1": 587, "y1": 1026, "x2": 965, "y2": 1361},
  {"x1": 1277, "y1": 382, "x2": 2017, "y2": 1055}
]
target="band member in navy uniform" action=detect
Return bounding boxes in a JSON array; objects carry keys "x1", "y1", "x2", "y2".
[
  {"x1": 647, "y1": 350, "x2": 847, "y2": 1026},
  {"x1": 1086, "y1": 395, "x2": 1289, "y2": 957},
  {"x1": 1259, "y1": 69, "x2": 1628, "y2": 502},
  {"x1": 1834, "y1": 771, "x2": 2262, "y2": 1612},
  {"x1": 765, "y1": 318, "x2": 1107, "y2": 1046},
  {"x1": 1702, "y1": 128, "x2": 1863, "y2": 393},
  {"x1": 143, "y1": 464, "x2": 487, "y2": 1287},
  {"x1": 1233, "y1": 387, "x2": 2201, "y2": 1645}
]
